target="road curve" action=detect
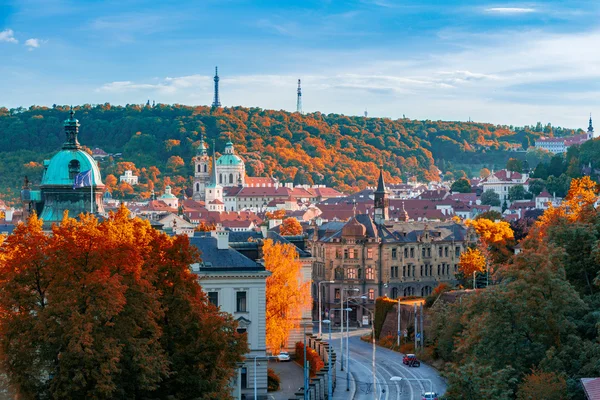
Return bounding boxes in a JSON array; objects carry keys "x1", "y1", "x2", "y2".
[{"x1": 327, "y1": 329, "x2": 446, "y2": 400}]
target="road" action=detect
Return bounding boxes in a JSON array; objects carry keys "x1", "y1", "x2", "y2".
[{"x1": 327, "y1": 328, "x2": 446, "y2": 400}]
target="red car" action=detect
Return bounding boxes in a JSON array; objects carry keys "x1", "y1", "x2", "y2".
[{"x1": 402, "y1": 354, "x2": 421, "y2": 367}]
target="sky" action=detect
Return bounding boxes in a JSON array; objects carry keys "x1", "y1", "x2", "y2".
[{"x1": 1, "y1": 0, "x2": 599, "y2": 128}]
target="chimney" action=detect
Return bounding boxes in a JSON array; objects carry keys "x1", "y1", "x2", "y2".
[
  {"x1": 260, "y1": 224, "x2": 268, "y2": 238},
  {"x1": 4, "y1": 208, "x2": 14, "y2": 222},
  {"x1": 212, "y1": 229, "x2": 230, "y2": 250}
]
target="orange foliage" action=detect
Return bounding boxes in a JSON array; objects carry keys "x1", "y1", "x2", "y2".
[
  {"x1": 517, "y1": 369, "x2": 567, "y2": 400},
  {"x1": 195, "y1": 222, "x2": 216, "y2": 232},
  {"x1": 458, "y1": 248, "x2": 486, "y2": 276},
  {"x1": 279, "y1": 217, "x2": 302, "y2": 236},
  {"x1": 266, "y1": 209, "x2": 286, "y2": 220},
  {"x1": 295, "y1": 342, "x2": 324, "y2": 377},
  {"x1": 264, "y1": 239, "x2": 311, "y2": 354},
  {"x1": 465, "y1": 218, "x2": 514, "y2": 245}
]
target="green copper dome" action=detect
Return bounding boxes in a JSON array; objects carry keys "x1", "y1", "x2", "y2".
[
  {"x1": 216, "y1": 154, "x2": 244, "y2": 166},
  {"x1": 41, "y1": 149, "x2": 104, "y2": 187}
]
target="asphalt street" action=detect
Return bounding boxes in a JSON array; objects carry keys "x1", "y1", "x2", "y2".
[{"x1": 327, "y1": 328, "x2": 447, "y2": 400}]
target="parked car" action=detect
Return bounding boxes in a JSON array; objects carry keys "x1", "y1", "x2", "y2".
[
  {"x1": 422, "y1": 392, "x2": 439, "y2": 400},
  {"x1": 277, "y1": 351, "x2": 291, "y2": 362},
  {"x1": 402, "y1": 354, "x2": 420, "y2": 367}
]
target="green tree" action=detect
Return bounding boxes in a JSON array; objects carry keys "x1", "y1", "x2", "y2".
[
  {"x1": 508, "y1": 185, "x2": 527, "y2": 201},
  {"x1": 546, "y1": 174, "x2": 571, "y2": 198},
  {"x1": 506, "y1": 158, "x2": 523, "y2": 173},
  {"x1": 451, "y1": 178, "x2": 472, "y2": 193},
  {"x1": 476, "y1": 210, "x2": 502, "y2": 221},
  {"x1": 527, "y1": 179, "x2": 545, "y2": 196},
  {"x1": 548, "y1": 154, "x2": 565, "y2": 178},
  {"x1": 481, "y1": 190, "x2": 501, "y2": 207},
  {"x1": 532, "y1": 163, "x2": 549, "y2": 180}
]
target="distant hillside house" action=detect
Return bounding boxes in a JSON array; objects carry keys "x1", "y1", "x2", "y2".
[
  {"x1": 119, "y1": 170, "x2": 138, "y2": 185},
  {"x1": 480, "y1": 169, "x2": 530, "y2": 205},
  {"x1": 535, "y1": 116, "x2": 596, "y2": 154},
  {"x1": 91, "y1": 147, "x2": 109, "y2": 160}
]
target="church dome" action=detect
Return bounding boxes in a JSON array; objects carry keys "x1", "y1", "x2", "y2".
[
  {"x1": 342, "y1": 217, "x2": 366, "y2": 237},
  {"x1": 41, "y1": 149, "x2": 104, "y2": 187},
  {"x1": 217, "y1": 140, "x2": 244, "y2": 166}
]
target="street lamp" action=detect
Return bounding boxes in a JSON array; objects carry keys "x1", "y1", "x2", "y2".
[
  {"x1": 390, "y1": 376, "x2": 434, "y2": 395},
  {"x1": 318, "y1": 280, "x2": 334, "y2": 339},
  {"x1": 323, "y1": 319, "x2": 333, "y2": 400},
  {"x1": 248, "y1": 355, "x2": 277, "y2": 400},
  {"x1": 340, "y1": 287, "x2": 359, "y2": 371}
]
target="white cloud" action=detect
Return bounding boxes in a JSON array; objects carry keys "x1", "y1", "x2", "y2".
[
  {"x1": 0, "y1": 29, "x2": 18, "y2": 44},
  {"x1": 24, "y1": 38, "x2": 41, "y2": 49},
  {"x1": 485, "y1": 7, "x2": 536, "y2": 14}
]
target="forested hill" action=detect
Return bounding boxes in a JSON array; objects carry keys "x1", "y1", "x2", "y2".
[{"x1": 0, "y1": 104, "x2": 580, "y2": 202}]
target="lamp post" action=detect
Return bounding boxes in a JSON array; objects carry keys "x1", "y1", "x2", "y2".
[
  {"x1": 318, "y1": 280, "x2": 334, "y2": 339},
  {"x1": 390, "y1": 376, "x2": 434, "y2": 395},
  {"x1": 249, "y1": 355, "x2": 277, "y2": 400},
  {"x1": 323, "y1": 319, "x2": 333, "y2": 400},
  {"x1": 340, "y1": 288, "x2": 358, "y2": 371}
]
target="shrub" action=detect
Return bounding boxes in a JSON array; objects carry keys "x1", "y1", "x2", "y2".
[
  {"x1": 295, "y1": 342, "x2": 324, "y2": 377},
  {"x1": 267, "y1": 368, "x2": 280, "y2": 392}
]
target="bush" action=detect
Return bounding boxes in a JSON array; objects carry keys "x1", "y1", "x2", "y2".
[
  {"x1": 295, "y1": 342, "x2": 324, "y2": 377},
  {"x1": 267, "y1": 368, "x2": 280, "y2": 392}
]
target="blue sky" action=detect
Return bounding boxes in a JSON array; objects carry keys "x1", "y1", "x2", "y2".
[{"x1": 1, "y1": 0, "x2": 599, "y2": 128}]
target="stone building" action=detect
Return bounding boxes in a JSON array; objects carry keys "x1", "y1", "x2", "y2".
[
  {"x1": 192, "y1": 135, "x2": 210, "y2": 200},
  {"x1": 309, "y1": 168, "x2": 469, "y2": 326},
  {"x1": 216, "y1": 140, "x2": 245, "y2": 188},
  {"x1": 21, "y1": 109, "x2": 105, "y2": 225}
]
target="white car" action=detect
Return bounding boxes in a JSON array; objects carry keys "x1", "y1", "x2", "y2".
[{"x1": 277, "y1": 351, "x2": 291, "y2": 362}]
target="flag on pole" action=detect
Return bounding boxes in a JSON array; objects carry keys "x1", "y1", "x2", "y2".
[{"x1": 73, "y1": 170, "x2": 93, "y2": 189}]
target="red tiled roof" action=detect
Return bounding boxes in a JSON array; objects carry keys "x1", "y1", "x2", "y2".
[
  {"x1": 246, "y1": 176, "x2": 277, "y2": 186},
  {"x1": 237, "y1": 187, "x2": 292, "y2": 197},
  {"x1": 221, "y1": 220, "x2": 254, "y2": 228}
]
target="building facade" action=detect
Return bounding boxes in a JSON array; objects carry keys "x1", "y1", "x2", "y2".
[
  {"x1": 309, "y1": 168, "x2": 469, "y2": 325},
  {"x1": 216, "y1": 140, "x2": 246, "y2": 188},
  {"x1": 192, "y1": 135, "x2": 211, "y2": 200},
  {"x1": 191, "y1": 231, "x2": 270, "y2": 400}
]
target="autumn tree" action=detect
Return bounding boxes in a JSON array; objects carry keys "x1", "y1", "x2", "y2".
[
  {"x1": 506, "y1": 158, "x2": 523, "y2": 173},
  {"x1": 104, "y1": 173, "x2": 118, "y2": 191},
  {"x1": 479, "y1": 168, "x2": 491, "y2": 179},
  {"x1": 458, "y1": 248, "x2": 486, "y2": 276},
  {"x1": 166, "y1": 155, "x2": 185, "y2": 173},
  {"x1": 0, "y1": 208, "x2": 247, "y2": 399},
  {"x1": 265, "y1": 209, "x2": 286, "y2": 220},
  {"x1": 263, "y1": 239, "x2": 310, "y2": 354},
  {"x1": 516, "y1": 369, "x2": 567, "y2": 400},
  {"x1": 280, "y1": 217, "x2": 303, "y2": 236},
  {"x1": 195, "y1": 221, "x2": 217, "y2": 232}
]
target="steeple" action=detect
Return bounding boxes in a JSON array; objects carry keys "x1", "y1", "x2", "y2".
[
  {"x1": 198, "y1": 132, "x2": 208, "y2": 156},
  {"x1": 374, "y1": 165, "x2": 389, "y2": 225},
  {"x1": 588, "y1": 114, "x2": 594, "y2": 138},
  {"x1": 63, "y1": 107, "x2": 81, "y2": 150},
  {"x1": 212, "y1": 66, "x2": 221, "y2": 108}
]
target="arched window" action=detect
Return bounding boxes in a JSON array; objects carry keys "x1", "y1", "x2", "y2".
[
  {"x1": 68, "y1": 160, "x2": 80, "y2": 179},
  {"x1": 229, "y1": 173, "x2": 234, "y2": 184},
  {"x1": 197, "y1": 164, "x2": 201, "y2": 173},
  {"x1": 196, "y1": 183, "x2": 200, "y2": 192},
  {"x1": 203, "y1": 164, "x2": 207, "y2": 173}
]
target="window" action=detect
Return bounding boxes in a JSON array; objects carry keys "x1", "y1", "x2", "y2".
[
  {"x1": 390, "y1": 266, "x2": 398, "y2": 279},
  {"x1": 422, "y1": 248, "x2": 426, "y2": 257},
  {"x1": 367, "y1": 248, "x2": 374, "y2": 259},
  {"x1": 366, "y1": 267, "x2": 374, "y2": 280},
  {"x1": 336, "y1": 249, "x2": 342, "y2": 259},
  {"x1": 429, "y1": 265, "x2": 433, "y2": 276},
  {"x1": 402, "y1": 265, "x2": 406, "y2": 277},
  {"x1": 445, "y1": 247, "x2": 449, "y2": 257},
  {"x1": 412, "y1": 265, "x2": 416, "y2": 277},
  {"x1": 68, "y1": 160, "x2": 80, "y2": 180},
  {"x1": 420, "y1": 265, "x2": 423, "y2": 276},
  {"x1": 454, "y1": 264, "x2": 458, "y2": 272},
  {"x1": 410, "y1": 248, "x2": 414, "y2": 258},
  {"x1": 335, "y1": 267, "x2": 343, "y2": 279},
  {"x1": 229, "y1": 173, "x2": 234, "y2": 184},
  {"x1": 349, "y1": 249, "x2": 355, "y2": 259},
  {"x1": 455, "y1": 247, "x2": 461, "y2": 257},
  {"x1": 437, "y1": 265, "x2": 440, "y2": 275},
  {"x1": 392, "y1": 248, "x2": 397, "y2": 259},
  {"x1": 438, "y1": 247, "x2": 442, "y2": 257},
  {"x1": 404, "y1": 248, "x2": 408, "y2": 258},
  {"x1": 237, "y1": 328, "x2": 247, "y2": 334},
  {"x1": 427, "y1": 248, "x2": 431, "y2": 257},
  {"x1": 203, "y1": 164, "x2": 207, "y2": 173},
  {"x1": 368, "y1": 289, "x2": 375, "y2": 300},
  {"x1": 219, "y1": 174, "x2": 223, "y2": 184},
  {"x1": 197, "y1": 164, "x2": 201, "y2": 173},
  {"x1": 344, "y1": 249, "x2": 348, "y2": 259},
  {"x1": 236, "y1": 291, "x2": 247, "y2": 312},
  {"x1": 241, "y1": 367, "x2": 248, "y2": 389},
  {"x1": 347, "y1": 268, "x2": 357, "y2": 279},
  {"x1": 208, "y1": 291, "x2": 219, "y2": 307},
  {"x1": 335, "y1": 288, "x2": 341, "y2": 300}
]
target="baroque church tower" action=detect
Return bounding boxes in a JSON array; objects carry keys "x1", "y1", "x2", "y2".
[
  {"x1": 192, "y1": 133, "x2": 210, "y2": 200},
  {"x1": 373, "y1": 166, "x2": 389, "y2": 226}
]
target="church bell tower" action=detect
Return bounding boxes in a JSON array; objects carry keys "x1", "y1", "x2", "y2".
[
  {"x1": 192, "y1": 133, "x2": 211, "y2": 200},
  {"x1": 374, "y1": 166, "x2": 389, "y2": 226}
]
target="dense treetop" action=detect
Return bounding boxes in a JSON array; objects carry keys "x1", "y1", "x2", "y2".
[{"x1": 0, "y1": 104, "x2": 582, "y2": 202}]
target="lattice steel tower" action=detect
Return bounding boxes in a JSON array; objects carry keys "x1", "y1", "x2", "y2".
[
  {"x1": 212, "y1": 66, "x2": 221, "y2": 108},
  {"x1": 296, "y1": 79, "x2": 302, "y2": 114}
]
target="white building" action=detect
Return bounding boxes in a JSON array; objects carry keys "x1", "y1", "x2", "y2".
[
  {"x1": 480, "y1": 169, "x2": 530, "y2": 205},
  {"x1": 158, "y1": 186, "x2": 178, "y2": 209},
  {"x1": 192, "y1": 135, "x2": 211, "y2": 201},
  {"x1": 190, "y1": 231, "x2": 270, "y2": 400},
  {"x1": 119, "y1": 170, "x2": 138, "y2": 185},
  {"x1": 535, "y1": 116, "x2": 596, "y2": 154},
  {"x1": 216, "y1": 140, "x2": 246, "y2": 187}
]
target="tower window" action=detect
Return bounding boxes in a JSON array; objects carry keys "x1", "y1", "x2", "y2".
[
  {"x1": 197, "y1": 164, "x2": 201, "y2": 173},
  {"x1": 203, "y1": 164, "x2": 207, "y2": 173},
  {"x1": 68, "y1": 160, "x2": 80, "y2": 179},
  {"x1": 229, "y1": 173, "x2": 234, "y2": 184}
]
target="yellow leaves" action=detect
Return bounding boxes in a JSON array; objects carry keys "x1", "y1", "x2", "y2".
[
  {"x1": 279, "y1": 217, "x2": 302, "y2": 236},
  {"x1": 465, "y1": 218, "x2": 514, "y2": 245},
  {"x1": 263, "y1": 239, "x2": 310, "y2": 354},
  {"x1": 459, "y1": 248, "x2": 486, "y2": 276}
]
